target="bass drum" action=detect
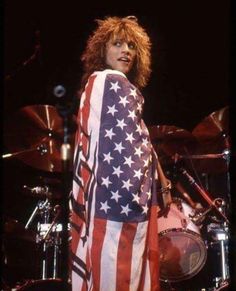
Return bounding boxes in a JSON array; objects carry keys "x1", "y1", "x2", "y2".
[
  {"x1": 16, "y1": 279, "x2": 71, "y2": 291},
  {"x1": 157, "y1": 199, "x2": 207, "y2": 282}
]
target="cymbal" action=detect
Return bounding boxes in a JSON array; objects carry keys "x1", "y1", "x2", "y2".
[
  {"x1": 4, "y1": 218, "x2": 36, "y2": 243},
  {"x1": 4, "y1": 104, "x2": 76, "y2": 172},
  {"x1": 191, "y1": 106, "x2": 229, "y2": 173},
  {"x1": 192, "y1": 106, "x2": 229, "y2": 146},
  {"x1": 148, "y1": 125, "x2": 198, "y2": 157}
]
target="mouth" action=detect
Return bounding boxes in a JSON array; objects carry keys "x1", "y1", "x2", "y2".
[{"x1": 118, "y1": 57, "x2": 131, "y2": 64}]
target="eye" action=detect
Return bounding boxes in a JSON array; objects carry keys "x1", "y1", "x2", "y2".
[
  {"x1": 128, "y1": 42, "x2": 136, "y2": 50},
  {"x1": 113, "y1": 40, "x2": 122, "y2": 47}
]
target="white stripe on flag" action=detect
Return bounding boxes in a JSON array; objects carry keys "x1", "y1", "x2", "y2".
[
  {"x1": 100, "y1": 220, "x2": 123, "y2": 291},
  {"x1": 143, "y1": 258, "x2": 151, "y2": 291},
  {"x1": 130, "y1": 221, "x2": 148, "y2": 291}
]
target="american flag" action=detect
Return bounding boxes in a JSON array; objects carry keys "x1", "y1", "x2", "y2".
[{"x1": 71, "y1": 69, "x2": 160, "y2": 291}]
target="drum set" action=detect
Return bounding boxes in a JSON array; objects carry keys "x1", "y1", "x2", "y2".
[
  {"x1": 2, "y1": 105, "x2": 74, "y2": 290},
  {"x1": 2, "y1": 105, "x2": 231, "y2": 290},
  {"x1": 149, "y1": 106, "x2": 231, "y2": 290}
]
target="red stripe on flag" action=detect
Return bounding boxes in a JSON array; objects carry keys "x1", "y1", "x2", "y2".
[
  {"x1": 116, "y1": 223, "x2": 138, "y2": 291},
  {"x1": 148, "y1": 205, "x2": 160, "y2": 291},
  {"x1": 91, "y1": 217, "x2": 107, "y2": 290}
]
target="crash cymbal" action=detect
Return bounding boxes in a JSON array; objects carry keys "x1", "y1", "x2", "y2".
[
  {"x1": 191, "y1": 106, "x2": 229, "y2": 173},
  {"x1": 192, "y1": 106, "x2": 229, "y2": 146},
  {"x1": 148, "y1": 125, "x2": 198, "y2": 157},
  {"x1": 4, "y1": 104, "x2": 76, "y2": 172}
]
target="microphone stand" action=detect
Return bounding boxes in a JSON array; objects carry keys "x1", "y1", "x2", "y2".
[{"x1": 55, "y1": 89, "x2": 75, "y2": 290}]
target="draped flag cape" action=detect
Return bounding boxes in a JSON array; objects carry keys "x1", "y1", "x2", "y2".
[{"x1": 71, "y1": 69, "x2": 160, "y2": 291}]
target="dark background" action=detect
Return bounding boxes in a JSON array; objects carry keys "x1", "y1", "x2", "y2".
[
  {"x1": 2, "y1": 0, "x2": 235, "y2": 290},
  {"x1": 3, "y1": 0, "x2": 229, "y2": 128}
]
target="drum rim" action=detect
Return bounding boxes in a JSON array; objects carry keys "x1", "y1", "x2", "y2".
[{"x1": 159, "y1": 227, "x2": 202, "y2": 237}]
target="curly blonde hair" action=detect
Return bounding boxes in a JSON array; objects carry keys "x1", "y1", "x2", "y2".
[{"x1": 80, "y1": 16, "x2": 152, "y2": 92}]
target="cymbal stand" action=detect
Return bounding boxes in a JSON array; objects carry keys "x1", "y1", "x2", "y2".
[
  {"x1": 54, "y1": 86, "x2": 76, "y2": 285},
  {"x1": 25, "y1": 198, "x2": 49, "y2": 229},
  {"x1": 36, "y1": 202, "x2": 63, "y2": 280},
  {"x1": 207, "y1": 220, "x2": 230, "y2": 290}
]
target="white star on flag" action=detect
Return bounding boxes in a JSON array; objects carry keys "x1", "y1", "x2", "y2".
[
  {"x1": 134, "y1": 169, "x2": 142, "y2": 180},
  {"x1": 122, "y1": 179, "x2": 133, "y2": 191},
  {"x1": 129, "y1": 88, "x2": 137, "y2": 98},
  {"x1": 112, "y1": 165, "x2": 124, "y2": 177},
  {"x1": 103, "y1": 152, "x2": 114, "y2": 164},
  {"x1": 111, "y1": 190, "x2": 122, "y2": 202},
  {"x1": 127, "y1": 110, "x2": 136, "y2": 120},
  {"x1": 142, "y1": 204, "x2": 149, "y2": 215},
  {"x1": 114, "y1": 142, "x2": 125, "y2": 154},
  {"x1": 116, "y1": 118, "x2": 127, "y2": 130},
  {"x1": 142, "y1": 137, "x2": 149, "y2": 147},
  {"x1": 124, "y1": 156, "x2": 134, "y2": 167},
  {"x1": 134, "y1": 146, "x2": 143, "y2": 157},
  {"x1": 105, "y1": 128, "x2": 116, "y2": 140},
  {"x1": 120, "y1": 204, "x2": 132, "y2": 216},
  {"x1": 143, "y1": 158, "x2": 149, "y2": 167},
  {"x1": 146, "y1": 191, "x2": 152, "y2": 200},
  {"x1": 125, "y1": 132, "x2": 135, "y2": 144},
  {"x1": 136, "y1": 124, "x2": 142, "y2": 135},
  {"x1": 100, "y1": 201, "x2": 111, "y2": 213},
  {"x1": 109, "y1": 81, "x2": 121, "y2": 93},
  {"x1": 137, "y1": 103, "x2": 142, "y2": 113},
  {"x1": 119, "y1": 95, "x2": 129, "y2": 107},
  {"x1": 107, "y1": 105, "x2": 118, "y2": 116},
  {"x1": 101, "y1": 176, "x2": 112, "y2": 188},
  {"x1": 132, "y1": 193, "x2": 140, "y2": 204}
]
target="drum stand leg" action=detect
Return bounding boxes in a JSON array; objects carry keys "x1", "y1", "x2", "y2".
[
  {"x1": 220, "y1": 240, "x2": 227, "y2": 281},
  {"x1": 37, "y1": 204, "x2": 62, "y2": 280},
  {"x1": 212, "y1": 228, "x2": 229, "y2": 290},
  {"x1": 41, "y1": 241, "x2": 48, "y2": 279},
  {"x1": 52, "y1": 234, "x2": 61, "y2": 279}
]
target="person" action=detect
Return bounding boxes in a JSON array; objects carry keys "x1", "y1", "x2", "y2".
[{"x1": 70, "y1": 15, "x2": 168, "y2": 291}]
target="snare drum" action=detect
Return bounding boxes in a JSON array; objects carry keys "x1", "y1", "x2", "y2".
[{"x1": 158, "y1": 199, "x2": 207, "y2": 282}]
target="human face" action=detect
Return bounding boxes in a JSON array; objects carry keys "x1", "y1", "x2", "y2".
[{"x1": 105, "y1": 37, "x2": 136, "y2": 75}]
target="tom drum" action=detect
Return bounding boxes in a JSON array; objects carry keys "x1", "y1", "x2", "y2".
[{"x1": 157, "y1": 199, "x2": 207, "y2": 282}]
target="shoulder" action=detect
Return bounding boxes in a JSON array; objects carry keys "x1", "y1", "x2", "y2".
[
  {"x1": 87, "y1": 69, "x2": 139, "y2": 97},
  {"x1": 90, "y1": 69, "x2": 128, "y2": 83}
]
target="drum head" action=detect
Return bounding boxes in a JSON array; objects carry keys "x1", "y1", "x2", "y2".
[{"x1": 159, "y1": 229, "x2": 207, "y2": 282}]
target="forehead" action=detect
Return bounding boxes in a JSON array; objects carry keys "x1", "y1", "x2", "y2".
[{"x1": 109, "y1": 28, "x2": 135, "y2": 43}]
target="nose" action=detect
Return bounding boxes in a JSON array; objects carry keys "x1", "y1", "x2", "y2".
[{"x1": 121, "y1": 42, "x2": 130, "y2": 53}]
